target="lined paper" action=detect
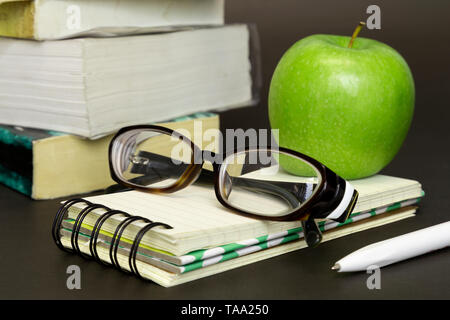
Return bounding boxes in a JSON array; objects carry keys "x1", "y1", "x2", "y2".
[
  {"x1": 244, "y1": 168, "x2": 423, "y2": 213},
  {"x1": 71, "y1": 173, "x2": 423, "y2": 255}
]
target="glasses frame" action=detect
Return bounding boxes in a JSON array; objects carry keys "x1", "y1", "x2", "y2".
[{"x1": 109, "y1": 125, "x2": 357, "y2": 226}]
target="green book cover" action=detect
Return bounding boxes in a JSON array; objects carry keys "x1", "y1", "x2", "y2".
[{"x1": 0, "y1": 125, "x2": 59, "y2": 196}]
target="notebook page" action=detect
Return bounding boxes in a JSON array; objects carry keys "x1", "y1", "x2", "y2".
[
  {"x1": 78, "y1": 184, "x2": 302, "y2": 251},
  {"x1": 243, "y1": 169, "x2": 423, "y2": 212},
  {"x1": 244, "y1": 168, "x2": 420, "y2": 194},
  {"x1": 73, "y1": 172, "x2": 422, "y2": 254}
]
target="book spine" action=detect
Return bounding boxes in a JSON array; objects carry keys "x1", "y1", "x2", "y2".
[
  {"x1": 0, "y1": 126, "x2": 35, "y2": 196},
  {"x1": 0, "y1": 162, "x2": 32, "y2": 196},
  {"x1": 0, "y1": 0, "x2": 35, "y2": 39},
  {"x1": 52, "y1": 199, "x2": 173, "y2": 281},
  {"x1": 0, "y1": 124, "x2": 58, "y2": 197}
]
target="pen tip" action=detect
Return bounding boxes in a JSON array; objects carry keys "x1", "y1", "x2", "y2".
[{"x1": 331, "y1": 264, "x2": 340, "y2": 271}]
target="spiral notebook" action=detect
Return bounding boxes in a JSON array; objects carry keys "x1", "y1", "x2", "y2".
[{"x1": 53, "y1": 173, "x2": 424, "y2": 287}]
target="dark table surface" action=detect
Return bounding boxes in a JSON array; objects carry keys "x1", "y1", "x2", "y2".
[{"x1": 1, "y1": 0, "x2": 449, "y2": 299}]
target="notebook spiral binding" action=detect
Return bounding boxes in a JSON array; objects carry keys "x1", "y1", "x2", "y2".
[{"x1": 52, "y1": 198, "x2": 173, "y2": 280}]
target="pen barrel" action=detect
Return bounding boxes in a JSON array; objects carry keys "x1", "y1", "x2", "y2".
[{"x1": 337, "y1": 221, "x2": 450, "y2": 272}]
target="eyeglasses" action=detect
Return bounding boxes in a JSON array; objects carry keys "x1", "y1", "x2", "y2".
[{"x1": 108, "y1": 125, "x2": 358, "y2": 247}]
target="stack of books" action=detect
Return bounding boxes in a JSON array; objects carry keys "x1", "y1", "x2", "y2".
[{"x1": 0, "y1": 0, "x2": 259, "y2": 199}]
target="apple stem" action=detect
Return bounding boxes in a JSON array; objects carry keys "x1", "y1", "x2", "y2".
[{"x1": 348, "y1": 22, "x2": 366, "y2": 48}]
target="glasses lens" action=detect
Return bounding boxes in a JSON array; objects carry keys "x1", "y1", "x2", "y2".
[
  {"x1": 113, "y1": 129, "x2": 193, "y2": 188},
  {"x1": 219, "y1": 150, "x2": 321, "y2": 217}
]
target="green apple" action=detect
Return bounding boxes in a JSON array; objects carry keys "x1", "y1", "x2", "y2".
[{"x1": 268, "y1": 29, "x2": 415, "y2": 179}]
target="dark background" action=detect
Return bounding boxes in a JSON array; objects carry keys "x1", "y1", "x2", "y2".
[{"x1": 1, "y1": 0, "x2": 449, "y2": 299}]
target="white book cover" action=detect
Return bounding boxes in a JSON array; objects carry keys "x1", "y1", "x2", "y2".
[{"x1": 0, "y1": 0, "x2": 224, "y2": 40}]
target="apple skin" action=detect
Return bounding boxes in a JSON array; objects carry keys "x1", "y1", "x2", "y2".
[{"x1": 269, "y1": 34, "x2": 415, "y2": 179}]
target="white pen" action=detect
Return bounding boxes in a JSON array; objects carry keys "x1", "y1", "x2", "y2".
[{"x1": 332, "y1": 221, "x2": 450, "y2": 272}]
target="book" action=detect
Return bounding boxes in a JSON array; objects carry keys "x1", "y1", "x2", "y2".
[
  {"x1": 0, "y1": 112, "x2": 219, "y2": 199},
  {"x1": 53, "y1": 173, "x2": 424, "y2": 287},
  {"x1": 0, "y1": 24, "x2": 259, "y2": 138},
  {"x1": 0, "y1": 0, "x2": 224, "y2": 40}
]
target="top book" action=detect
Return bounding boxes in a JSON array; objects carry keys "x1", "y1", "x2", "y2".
[{"x1": 0, "y1": 0, "x2": 224, "y2": 40}]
